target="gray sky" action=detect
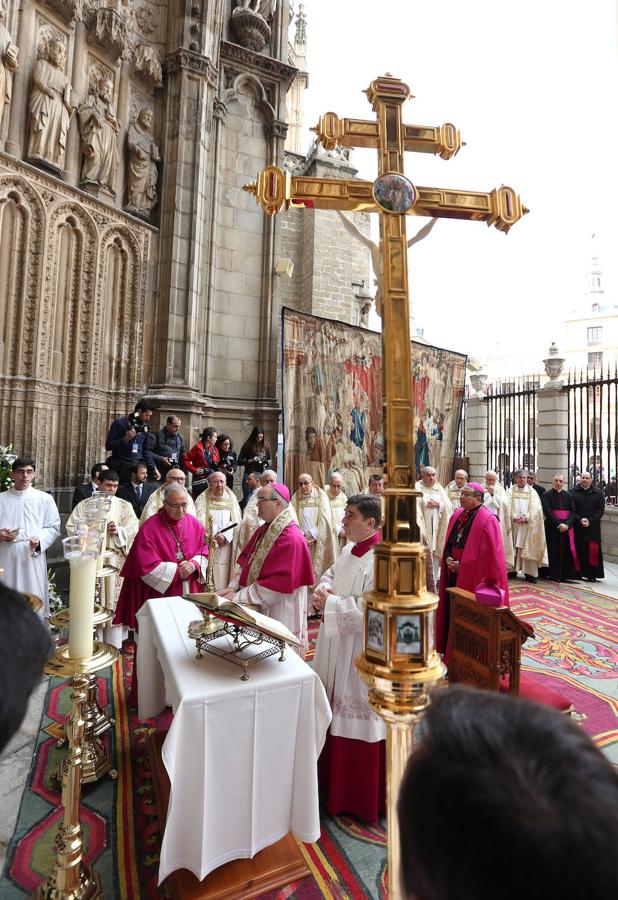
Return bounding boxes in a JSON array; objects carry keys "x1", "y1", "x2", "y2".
[{"x1": 297, "y1": 0, "x2": 618, "y2": 358}]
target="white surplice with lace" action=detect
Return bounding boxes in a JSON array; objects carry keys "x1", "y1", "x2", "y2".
[{"x1": 312, "y1": 543, "x2": 385, "y2": 742}]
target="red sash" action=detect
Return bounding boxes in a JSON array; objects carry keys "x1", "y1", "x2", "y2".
[{"x1": 551, "y1": 509, "x2": 580, "y2": 571}]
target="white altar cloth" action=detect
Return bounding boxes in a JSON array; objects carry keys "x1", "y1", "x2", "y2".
[{"x1": 136, "y1": 596, "x2": 332, "y2": 883}]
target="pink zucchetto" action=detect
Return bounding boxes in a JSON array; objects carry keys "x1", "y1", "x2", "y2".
[
  {"x1": 466, "y1": 482, "x2": 486, "y2": 494},
  {"x1": 272, "y1": 483, "x2": 290, "y2": 502}
]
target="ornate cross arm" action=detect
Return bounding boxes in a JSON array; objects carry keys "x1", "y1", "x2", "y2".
[
  {"x1": 243, "y1": 165, "x2": 528, "y2": 233},
  {"x1": 310, "y1": 112, "x2": 462, "y2": 159}
]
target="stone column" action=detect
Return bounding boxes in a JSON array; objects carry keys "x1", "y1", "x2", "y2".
[
  {"x1": 536, "y1": 385, "x2": 569, "y2": 487},
  {"x1": 5, "y1": 2, "x2": 36, "y2": 158},
  {"x1": 64, "y1": 20, "x2": 88, "y2": 187},
  {"x1": 465, "y1": 395, "x2": 488, "y2": 483}
]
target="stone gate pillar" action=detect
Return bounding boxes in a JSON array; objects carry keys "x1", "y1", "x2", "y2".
[
  {"x1": 464, "y1": 395, "x2": 488, "y2": 483},
  {"x1": 536, "y1": 344, "x2": 568, "y2": 487}
]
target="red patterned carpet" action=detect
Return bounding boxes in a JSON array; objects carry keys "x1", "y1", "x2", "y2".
[
  {"x1": 509, "y1": 581, "x2": 618, "y2": 762},
  {"x1": 1, "y1": 581, "x2": 616, "y2": 898}
]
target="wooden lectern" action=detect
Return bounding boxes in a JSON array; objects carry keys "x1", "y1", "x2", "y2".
[{"x1": 447, "y1": 588, "x2": 534, "y2": 693}]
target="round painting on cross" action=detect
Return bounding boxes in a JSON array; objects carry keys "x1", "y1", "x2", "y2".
[{"x1": 372, "y1": 173, "x2": 416, "y2": 214}]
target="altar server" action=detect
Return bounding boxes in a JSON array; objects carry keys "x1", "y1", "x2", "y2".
[
  {"x1": 113, "y1": 483, "x2": 208, "y2": 630},
  {"x1": 506, "y1": 468, "x2": 547, "y2": 583},
  {"x1": 67, "y1": 469, "x2": 138, "y2": 647},
  {"x1": 415, "y1": 466, "x2": 452, "y2": 586},
  {"x1": 312, "y1": 494, "x2": 385, "y2": 823},
  {"x1": 195, "y1": 471, "x2": 241, "y2": 588},
  {"x1": 291, "y1": 473, "x2": 337, "y2": 583},
  {"x1": 220, "y1": 483, "x2": 314, "y2": 651},
  {"x1": 0, "y1": 457, "x2": 60, "y2": 612}
]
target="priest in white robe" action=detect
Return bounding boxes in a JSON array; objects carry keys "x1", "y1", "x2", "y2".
[
  {"x1": 195, "y1": 471, "x2": 241, "y2": 589},
  {"x1": 415, "y1": 466, "x2": 452, "y2": 586},
  {"x1": 220, "y1": 483, "x2": 314, "y2": 652},
  {"x1": 445, "y1": 468, "x2": 468, "y2": 509},
  {"x1": 67, "y1": 469, "x2": 138, "y2": 647},
  {"x1": 506, "y1": 468, "x2": 547, "y2": 582},
  {"x1": 484, "y1": 469, "x2": 507, "y2": 500},
  {"x1": 483, "y1": 478, "x2": 515, "y2": 569},
  {"x1": 0, "y1": 457, "x2": 60, "y2": 612},
  {"x1": 291, "y1": 473, "x2": 337, "y2": 584},
  {"x1": 139, "y1": 468, "x2": 196, "y2": 524},
  {"x1": 325, "y1": 471, "x2": 347, "y2": 555},
  {"x1": 237, "y1": 468, "x2": 276, "y2": 552},
  {"x1": 312, "y1": 493, "x2": 385, "y2": 823}
]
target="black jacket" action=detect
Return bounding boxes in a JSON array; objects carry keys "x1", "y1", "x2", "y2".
[
  {"x1": 116, "y1": 481, "x2": 158, "y2": 518},
  {"x1": 571, "y1": 484, "x2": 605, "y2": 542}
]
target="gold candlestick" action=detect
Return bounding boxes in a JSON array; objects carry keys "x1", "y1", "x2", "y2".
[{"x1": 34, "y1": 643, "x2": 118, "y2": 899}]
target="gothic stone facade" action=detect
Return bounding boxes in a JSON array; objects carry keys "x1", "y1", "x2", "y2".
[{"x1": 0, "y1": 1, "x2": 370, "y2": 491}]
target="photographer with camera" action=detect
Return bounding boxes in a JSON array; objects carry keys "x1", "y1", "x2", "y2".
[
  {"x1": 238, "y1": 426, "x2": 272, "y2": 504},
  {"x1": 105, "y1": 400, "x2": 160, "y2": 485},
  {"x1": 215, "y1": 433, "x2": 238, "y2": 490}
]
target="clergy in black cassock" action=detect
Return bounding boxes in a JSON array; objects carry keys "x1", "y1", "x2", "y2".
[
  {"x1": 571, "y1": 473, "x2": 605, "y2": 581},
  {"x1": 542, "y1": 475, "x2": 578, "y2": 582}
]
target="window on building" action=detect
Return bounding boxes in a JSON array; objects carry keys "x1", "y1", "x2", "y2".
[
  {"x1": 587, "y1": 326, "x2": 602, "y2": 344},
  {"x1": 504, "y1": 418, "x2": 513, "y2": 441},
  {"x1": 588, "y1": 352, "x2": 603, "y2": 370},
  {"x1": 591, "y1": 303, "x2": 600, "y2": 313},
  {"x1": 523, "y1": 378, "x2": 540, "y2": 391}
]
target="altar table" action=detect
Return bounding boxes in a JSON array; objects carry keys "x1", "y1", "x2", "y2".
[{"x1": 136, "y1": 597, "x2": 332, "y2": 884}]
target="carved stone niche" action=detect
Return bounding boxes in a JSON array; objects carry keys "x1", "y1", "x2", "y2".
[
  {"x1": 41, "y1": 0, "x2": 84, "y2": 24},
  {"x1": 133, "y1": 42, "x2": 163, "y2": 88},
  {"x1": 86, "y1": 8, "x2": 130, "y2": 61},
  {"x1": 230, "y1": 8, "x2": 271, "y2": 53}
]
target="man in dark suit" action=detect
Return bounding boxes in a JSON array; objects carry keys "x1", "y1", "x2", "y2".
[
  {"x1": 116, "y1": 461, "x2": 158, "y2": 519},
  {"x1": 71, "y1": 462, "x2": 109, "y2": 510},
  {"x1": 527, "y1": 471, "x2": 546, "y2": 499}
]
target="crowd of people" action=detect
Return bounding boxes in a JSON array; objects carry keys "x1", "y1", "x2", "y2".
[{"x1": 1, "y1": 403, "x2": 616, "y2": 887}]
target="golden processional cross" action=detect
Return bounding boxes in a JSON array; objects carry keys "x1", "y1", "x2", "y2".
[{"x1": 244, "y1": 74, "x2": 527, "y2": 897}]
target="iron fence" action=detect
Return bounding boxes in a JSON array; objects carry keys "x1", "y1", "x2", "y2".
[
  {"x1": 485, "y1": 376, "x2": 539, "y2": 485},
  {"x1": 566, "y1": 364, "x2": 618, "y2": 499}
]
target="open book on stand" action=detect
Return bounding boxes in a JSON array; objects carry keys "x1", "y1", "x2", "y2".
[{"x1": 185, "y1": 592, "x2": 301, "y2": 648}]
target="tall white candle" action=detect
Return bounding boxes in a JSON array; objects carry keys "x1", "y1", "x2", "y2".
[{"x1": 68, "y1": 556, "x2": 97, "y2": 659}]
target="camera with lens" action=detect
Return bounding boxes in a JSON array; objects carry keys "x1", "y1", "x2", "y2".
[
  {"x1": 128, "y1": 411, "x2": 149, "y2": 434},
  {"x1": 220, "y1": 453, "x2": 237, "y2": 474}
]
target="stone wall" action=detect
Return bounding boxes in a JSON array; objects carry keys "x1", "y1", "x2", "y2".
[{"x1": 279, "y1": 149, "x2": 372, "y2": 328}]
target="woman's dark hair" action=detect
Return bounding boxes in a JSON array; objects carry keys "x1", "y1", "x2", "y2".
[
  {"x1": 243, "y1": 426, "x2": 269, "y2": 455},
  {"x1": 201, "y1": 427, "x2": 217, "y2": 444},
  {"x1": 215, "y1": 433, "x2": 234, "y2": 452}
]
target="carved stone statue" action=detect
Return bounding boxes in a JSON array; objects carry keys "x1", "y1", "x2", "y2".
[
  {"x1": 231, "y1": 0, "x2": 277, "y2": 51},
  {"x1": 336, "y1": 211, "x2": 439, "y2": 317},
  {"x1": 235, "y1": 0, "x2": 277, "y2": 17},
  {"x1": 0, "y1": 1, "x2": 19, "y2": 134},
  {"x1": 125, "y1": 107, "x2": 160, "y2": 218},
  {"x1": 78, "y1": 74, "x2": 120, "y2": 195},
  {"x1": 27, "y1": 36, "x2": 73, "y2": 172}
]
